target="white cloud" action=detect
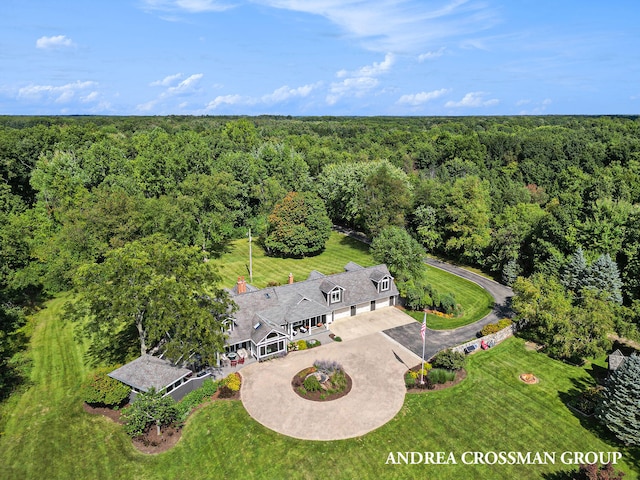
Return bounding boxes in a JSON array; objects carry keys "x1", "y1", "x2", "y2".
[
  {"x1": 518, "y1": 98, "x2": 552, "y2": 115},
  {"x1": 138, "y1": 73, "x2": 204, "y2": 111},
  {"x1": 18, "y1": 80, "x2": 96, "y2": 103},
  {"x1": 445, "y1": 91, "x2": 499, "y2": 108},
  {"x1": 150, "y1": 73, "x2": 185, "y2": 87},
  {"x1": 328, "y1": 54, "x2": 393, "y2": 105},
  {"x1": 418, "y1": 47, "x2": 446, "y2": 62},
  {"x1": 256, "y1": 0, "x2": 497, "y2": 53},
  {"x1": 142, "y1": 0, "x2": 234, "y2": 13},
  {"x1": 397, "y1": 88, "x2": 450, "y2": 105},
  {"x1": 205, "y1": 94, "x2": 246, "y2": 110},
  {"x1": 262, "y1": 83, "x2": 318, "y2": 103},
  {"x1": 36, "y1": 35, "x2": 75, "y2": 49},
  {"x1": 167, "y1": 73, "x2": 204, "y2": 94}
]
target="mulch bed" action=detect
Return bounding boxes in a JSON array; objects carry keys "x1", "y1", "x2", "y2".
[
  {"x1": 82, "y1": 380, "x2": 241, "y2": 454},
  {"x1": 405, "y1": 368, "x2": 467, "y2": 393},
  {"x1": 291, "y1": 367, "x2": 352, "y2": 401}
]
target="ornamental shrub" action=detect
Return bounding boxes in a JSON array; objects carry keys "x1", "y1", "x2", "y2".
[
  {"x1": 314, "y1": 359, "x2": 343, "y2": 374},
  {"x1": 296, "y1": 340, "x2": 307, "y2": 351},
  {"x1": 306, "y1": 339, "x2": 320, "y2": 349},
  {"x1": 80, "y1": 366, "x2": 131, "y2": 407},
  {"x1": 224, "y1": 373, "x2": 241, "y2": 392},
  {"x1": 431, "y1": 349, "x2": 466, "y2": 371},
  {"x1": 122, "y1": 388, "x2": 178, "y2": 437},
  {"x1": 480, "y1": 323, "x2": 500, "y2": 336},
  {"x1": 497, "y1": 318, "x2": 513, "y2": 329},
  {"x1": 175, "y1": 379, "x2": 218, "y2": 421},
  {"x1": 428, "y1": 368, "x2": 456, "y2": 384},
  {"x1": 303, "y1": 374, "x2": 321, "y2": 392}
]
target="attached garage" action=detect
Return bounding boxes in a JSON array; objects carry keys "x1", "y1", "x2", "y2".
[
  {"x1": 355, "y1": 302, "x2": 371, "y2": 315},
  {"x1": 375, "y1": 297, "x2": 390, "y2": 309},
  {"x1": 332, "y1": 307, "x2": 351, "y2": 321}
]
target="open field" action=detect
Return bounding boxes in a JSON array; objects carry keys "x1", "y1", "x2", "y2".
[
  {"x1": 404, "y1": 264, "x2": 494, "y2": 329},
  {"x1": 215, "y1": 232, "x2": 374, "y2": 289},
  {"x1": 1, "y1": 297, "x2": 637, "y2": 480}
]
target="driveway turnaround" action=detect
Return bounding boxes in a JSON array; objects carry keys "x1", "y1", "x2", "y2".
[
  {"x1": 383, "y1": 259, "x2": 514, "y2": 359},
  {"x1": 240, "y1": 331, "x2": 421, "y2": 441}
]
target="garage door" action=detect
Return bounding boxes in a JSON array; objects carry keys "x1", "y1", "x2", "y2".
[
  {"x1": 333, "y1": 307, "x2": 351, "y2": 321},
  {"x1": 376, "y1": 297, "x2": 390, "y2": 308},
  {"x1": 355, "y1": 302, "x2": 371, "y2": 315}
]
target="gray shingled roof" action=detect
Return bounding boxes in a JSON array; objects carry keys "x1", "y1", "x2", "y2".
[
  {"x1": 228, "y1": 264, "x2": 398, "y2": 346},
  {"x1": 108, "y1": 354, "x2": 192, "y2": 392}
]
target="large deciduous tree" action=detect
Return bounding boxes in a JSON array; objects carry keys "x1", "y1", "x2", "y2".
[
  {"x1": 67, "y1": 235, "x2": 235, "y2": 365},
  {"x1": 596, "y1": 353, "x2": 640, "y2": 446},
  {"x1": 264, "y1": 191, "x2": 332, "y2": 257}
]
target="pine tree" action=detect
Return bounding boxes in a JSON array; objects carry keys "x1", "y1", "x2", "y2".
[
  {"x1": 588, "y1": 253, "x2": 623, "y2": 304},
  {"x1": 596, "y1": 353, "x2": 640, "y2": 446},
  {"x1": 562, "y1": 247, "x2": 588, "y2": 292}
]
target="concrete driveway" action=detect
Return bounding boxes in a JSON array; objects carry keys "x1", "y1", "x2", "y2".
[
  {"x1": 328, "y1": 307, "x2": 415, "y2": 341},
  {"x1": 240, "y1": 331, "x2": 420, "y2": 441}
]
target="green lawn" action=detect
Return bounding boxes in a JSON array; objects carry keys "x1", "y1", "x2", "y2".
[
  {"x1": 405, "y1": 264, "x2": 494, "y2": 329},
  {"x1": 1, "y1": 297, "x2": 638, "y2": 480},
  {"x1": 215, "y1": 232, "x2": 374, "y2": 289}
]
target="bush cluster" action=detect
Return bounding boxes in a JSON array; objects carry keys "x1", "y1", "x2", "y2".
[
  {"x1": 303, "y1": 374, "x2": 322, "y2": 392},
  {"x1": 480, "y1": 318, "x2": 513, "y2": 336},
  {"x1": 428, "y1": 368, "x2": 456, "y2": 384},
  {"x1": 218, "y1": 373, "x2": 241, "y2": 398},
  {"x1": 313, "y1": 359, "x2": 343, "y2": 374},
  {"x1": 306, "y1": 339, "x2": 320, "y2": 349},
  {"x1": 80, "y1": 366, "x2": 131, "y2": 408},
  {"x1": 431, "y1": 349, "x2": 466, "y2": 371},
  {"x1": 175, "y1": 379, "x2": 218, "y2": 421}
]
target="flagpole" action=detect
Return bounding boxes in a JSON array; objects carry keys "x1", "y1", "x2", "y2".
[
  {"x1": 420, "y1": 310, "x2": 426, "y2": 385},
  {"x1": 248, "y1": 228, "x2": 253, "y2": 283}
]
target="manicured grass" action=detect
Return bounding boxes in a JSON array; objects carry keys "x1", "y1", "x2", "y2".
[
  {"x1": 215, "y1": 231, "x2": 374, "y2": 289},
  {"x1": 405, "y1": 264, "x2": 494, "y2": 329},
  {"x1": 2, "y1": 298, "x2": 638, "y2": 479}
]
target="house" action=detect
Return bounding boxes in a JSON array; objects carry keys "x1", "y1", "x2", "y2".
[
  {"x1": 224, "y1": 262, "x2": 399, "y2": 361},
  {"x1": 608, "y1": 349, "x2": 626, "y2": 372},
  {"x1": 108, "y1": 354, "x2": 193, "y2": 401}
]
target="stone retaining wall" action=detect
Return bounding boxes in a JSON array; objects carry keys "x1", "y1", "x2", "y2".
[{"x1": 449, "y1": 324, "x2": 516, "y2": 356}]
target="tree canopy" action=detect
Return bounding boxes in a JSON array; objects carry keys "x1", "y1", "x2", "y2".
[
  {"x1": 264, "y1": 191, "x2": 332, "y2": 258},
  {"x1": 66, "y1": 235, "x2": 235, "y2": 365}
]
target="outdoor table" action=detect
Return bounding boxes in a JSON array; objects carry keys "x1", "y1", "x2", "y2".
[{"x1": 227, "y1": 352, "x2": 238, "y2": 360}]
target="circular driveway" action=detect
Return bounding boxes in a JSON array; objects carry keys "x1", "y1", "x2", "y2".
[{"x1": 240, "y1": 332, "x2": 420, "y2": 440}]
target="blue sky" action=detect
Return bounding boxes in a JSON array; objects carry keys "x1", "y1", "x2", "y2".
[{"x1": 1, "y1": 0, "x2": 638, "y2": 115}]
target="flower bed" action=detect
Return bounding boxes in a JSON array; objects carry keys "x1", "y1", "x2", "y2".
[{"x1": 291, "y1": 360, "x2": 352, "y2": 401}]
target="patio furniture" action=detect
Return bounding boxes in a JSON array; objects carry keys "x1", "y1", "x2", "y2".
[
  {"x1": 231, "y1": 359, "x2": 238, "y2": 367},
  {"x1": 238, "y1": 357, "x2": 245, "y2": 365}
]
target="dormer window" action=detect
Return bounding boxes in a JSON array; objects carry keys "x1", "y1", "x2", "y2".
[
  {"x1": 330, "y1": 289, "x2": 342, "y2": 304},
  {"x1": 380, "y1": 277, "x2": 390, "y2": 292}
]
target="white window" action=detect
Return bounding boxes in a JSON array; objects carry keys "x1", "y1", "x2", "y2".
[
  {"x1": 380, "y1": 277, "x2": 390, "y2": 291},
  {"x1": 330, "y1": 289, "x2": 341, "y2": 304}
]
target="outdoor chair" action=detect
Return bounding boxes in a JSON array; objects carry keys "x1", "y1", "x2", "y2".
[{"x1": 231, "y1": 359, "x2": 238, "y2": 367}]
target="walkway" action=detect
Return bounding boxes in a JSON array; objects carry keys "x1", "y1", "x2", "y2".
[
  {"x1": 383, "y1": 258, "x2": 514, "y2": 359},
  {"x1": 240, "y1": 331, "x2": 420, "y2": 440}
]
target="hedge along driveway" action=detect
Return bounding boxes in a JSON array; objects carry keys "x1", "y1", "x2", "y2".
[{"x1": 240, "y1": 331, "x2": 421, "y2": 440}]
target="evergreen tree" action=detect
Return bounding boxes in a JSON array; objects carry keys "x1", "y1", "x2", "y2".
[
  {"x1": 596, "y1": 354, "x2": 640, "y2": 446},
  {"x1": 562, "y1": 247, "x2": 588, "y2": 292},
  {"x1": 588, "y1": 253, "x2": 624, "y2": 304}
]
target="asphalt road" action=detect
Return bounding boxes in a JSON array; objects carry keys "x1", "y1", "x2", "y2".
[{"x1": 383, "y1": 258, "x2": 514, "y2": 360}]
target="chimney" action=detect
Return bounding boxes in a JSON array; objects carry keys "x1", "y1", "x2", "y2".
[
  {"x1": 288, "y1": 272, "x2": 294, "y2": 284},
  {"x1": 237, "y1": 276, "x2": 246, "y2": 294}
]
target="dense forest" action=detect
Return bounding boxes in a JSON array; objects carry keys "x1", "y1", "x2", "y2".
[{"x1": 2, "y1": 114, "x2": 640, "y2": 395}]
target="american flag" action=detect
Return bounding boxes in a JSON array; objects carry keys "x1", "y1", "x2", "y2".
[{"x1": 420, "y1": 317, "x2": 426, "y2": 341}]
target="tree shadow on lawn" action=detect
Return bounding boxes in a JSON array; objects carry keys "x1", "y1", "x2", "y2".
[{"x1": 557, "y1": 376, "x2": 640, "y2": 465}]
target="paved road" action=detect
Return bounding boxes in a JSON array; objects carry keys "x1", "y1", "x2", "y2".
[{"x1": 383, "y1": 259, "x2": 514, "y2": 360}]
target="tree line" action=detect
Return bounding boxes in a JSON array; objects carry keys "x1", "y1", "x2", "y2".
[{"x1": 2, "y1": 114, "x2": 640, "y2": 394}]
